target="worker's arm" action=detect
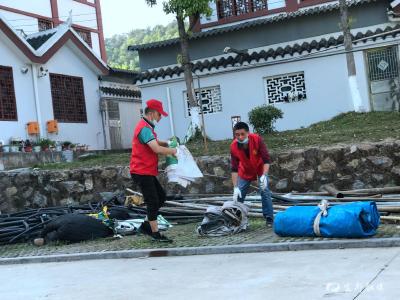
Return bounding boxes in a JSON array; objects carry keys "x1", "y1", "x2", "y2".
[
  {"x1": 231, "y1": 172, "x2": 238, "y2": 187},
  {"x1": 259, "y1": 138, "x2": 271, "y2": 175},
  {"x1": 263, "y1": 163, "x2": 270, "y2": 175},
  {"x1": 231, "y1": 150, "x2": 239, "y2": 187},
  {"x1": 147, "y1": 139, "x2": 177, "y2": 156},
  {"x1": 158, "y1": 140, "x2": 168, "y2": 147}
]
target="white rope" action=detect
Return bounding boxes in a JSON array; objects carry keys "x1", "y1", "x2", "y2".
[{"x1": 313, "y1": 199, "x2": 330, "y2": 237}]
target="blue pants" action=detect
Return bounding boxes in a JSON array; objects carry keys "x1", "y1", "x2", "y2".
[{"x1": 237, "y1": 175, "x2": 273, "y2": 219}]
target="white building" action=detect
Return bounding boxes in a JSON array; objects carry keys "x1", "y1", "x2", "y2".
[
  {"x1": 0, "y1": 0, "x2": 113, "y2": 150},
  {"x1": 0, "y1": 0, "x2": 106, "y2": 60},
  {"x1": 129, "y1": 0, "x2": 400, "y2": 141}
]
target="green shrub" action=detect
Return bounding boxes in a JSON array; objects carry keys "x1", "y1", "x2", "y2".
[{"x1": 248, "y1": 105, "x2": 283, "y2": 134}]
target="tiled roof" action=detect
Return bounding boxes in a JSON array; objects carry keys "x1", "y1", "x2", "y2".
[
  {"x1": 26, "y1": 32, "x2": 56, "y2": 50},
  {"x1": 128, "y1": 0, "x2": 378, "y2": 52},
  {"x1": 134, "y1": 24, "x2": 400, "y2": 83},
  {"x1": 100, "y1": 86, "x2": 141, "y2": 98},
  {"x1": 108, "y1": 68, "x2": 139, "y2": 79}
]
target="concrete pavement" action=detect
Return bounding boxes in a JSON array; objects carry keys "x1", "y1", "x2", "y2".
[{"x1": 1, "y1": 247, "x2": 399, "y2": 300}]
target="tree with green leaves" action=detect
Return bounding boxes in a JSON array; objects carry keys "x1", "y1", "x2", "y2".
[
  {"x1": 339, "y1": 0, "x2": 363, "y2": 112},
  {"x1": 145, "y1": 0, "x2": 213, "y2": 139}
]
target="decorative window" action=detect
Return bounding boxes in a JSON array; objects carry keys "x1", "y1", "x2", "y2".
[
  {"x1": 74, "y1": 28, "x2": 92, "y2": 47},
  {"x1": 217, "y1": 0, "x2": 283, "y2": 18},
  {"x1": 0, "y1": 66, "x2": 17, "y2": 121},
  {"x1": 38, "y1": 19, "x2": 53, "y2": 31},
  {"x1": 185, "y1": 86, "x2": 222, "y2": 116},
  {"x1": 50, "y1": 74, "x2": 87, "y2": 123},
  {"x1": 253, "y1": 0, "x2": 268, "y2": 11},
  {"x1": 265, "y1": 72, "x2": 307, "y2": 104},
  {"x1": 367, "y1": 46, "x2": 399, "y2": 82}
]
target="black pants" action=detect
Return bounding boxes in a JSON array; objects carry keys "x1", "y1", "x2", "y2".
[{"x1": 131, "y1": 174, "x2": 166, "y2": 221}]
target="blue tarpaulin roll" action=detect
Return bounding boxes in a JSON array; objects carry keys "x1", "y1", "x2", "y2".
[{"x1": 274, "y1": 202, "x2": 380, "y2": 238}]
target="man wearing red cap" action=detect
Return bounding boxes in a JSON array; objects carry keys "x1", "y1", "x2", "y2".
[{"x1": 130, "y1": 99, "x2": 177, "y2": 242}]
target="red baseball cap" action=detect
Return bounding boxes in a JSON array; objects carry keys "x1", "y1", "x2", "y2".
[{"x1": 146, "y1": 99, "x2": 168, "y2": 117}]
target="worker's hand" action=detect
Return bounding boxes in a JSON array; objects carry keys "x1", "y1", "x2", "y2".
[
  {"x1": 233, "y1": 187, "x2": 242, "y2": 202},
  {"x1": 260, "y1": 174, "x2": 268, "y2": 190}
]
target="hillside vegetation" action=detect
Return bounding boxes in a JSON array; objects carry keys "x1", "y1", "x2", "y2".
[{"x1": 105, "y1": 21, "x2": 179, "y2": 70}]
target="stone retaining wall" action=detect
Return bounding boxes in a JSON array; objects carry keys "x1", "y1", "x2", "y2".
[
  {"x1": 0, "y1": 149, "x2": 130, "y2": 171},
  {"x1": 1, "y1": 140, "x2": 400, "y2": 213}
]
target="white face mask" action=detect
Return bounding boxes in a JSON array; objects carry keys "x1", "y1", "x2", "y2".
[
  {"x1": 150, "y1": 113, "x2": 159, "y2": 125},
  {"x1": 237, "y1": 137, "x2": 249, "y2": 144}
]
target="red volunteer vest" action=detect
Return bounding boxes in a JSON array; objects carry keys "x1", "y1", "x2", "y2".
[
  {"x1": 130, "y1": 119, "x2": 159, "y2": 176},
  {"x1": 230, "y1": 133, "x2": 264, "y2": 181}
]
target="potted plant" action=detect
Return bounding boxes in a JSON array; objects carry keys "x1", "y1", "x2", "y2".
[
  {"x1": 61, "y1": 142, "x2": 74, "y2": 163},
  {"x1": 38, "y1": 138, "x2": 54, "y2": 152},
  {"x1": 62, "y1": 141, "x2": 72, "y2": 150},
  {"x1": 24, "y1": 139, "x2": 33, "y2": 153},
  {"x1": 9, "y1": 138, "x2": 23, "y2": 152},
  {"x1": 1, "y1": 144, "x2": 10, "y2": 152},
  {"x1": 55, "y1": 141, "x2": 62, "y2": 152},
  {"x1": 32, "y1": 140, "x2": 41, "y2": 152}
]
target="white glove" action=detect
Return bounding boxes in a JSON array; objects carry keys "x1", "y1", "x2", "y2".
[
  {"x1": 173, "y1": 147, "x2": 180, "y2": 158},
  {"x1": 260, "y1": 174, "x2": 268, "y2": 190},
  {"x1": 233, "y1": 187, "x2": 242, "y2": 202}
]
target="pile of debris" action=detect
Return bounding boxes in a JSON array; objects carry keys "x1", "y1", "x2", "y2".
[{"x1": 1, "y1": 186, "x2": 400, "y2": 245}]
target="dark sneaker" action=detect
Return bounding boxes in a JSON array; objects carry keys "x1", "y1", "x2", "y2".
[
  {"x1": 138, "y1": 221, "x2": 152, "y2": 236},
  {"x1": 151, "y1": 232, "x2": 173, "y2": 243},
  {"x1": 266, "y1": 217, "x2": 274, "y2": 228}
]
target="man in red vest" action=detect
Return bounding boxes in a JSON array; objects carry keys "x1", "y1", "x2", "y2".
[
  {"x1": 230, "y1": 122, "x2": 273, "y2": 227},
  {"x1": 130, "y1": 99, "x2": 177, "y2": 242}
]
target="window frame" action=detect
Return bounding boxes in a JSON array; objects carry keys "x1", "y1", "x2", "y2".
[
  {"x1": 264, "y1": 71, "x2": 308, "y2": 105},
  {"x1": 38, "y1": 19, "x2": 53, "y2": 32},
  {"x1": 0, "y1": 65, "x2": 18, "y2": 121},
  {"x1": 183, "y1": 85, "x2": 223, "y2": 117},
  {"x1": 73, "y1": 27, "x2": 93, "y2": 48},
  {"x1": 49, "y1": 73, "x2": 88, "y2": 123}
]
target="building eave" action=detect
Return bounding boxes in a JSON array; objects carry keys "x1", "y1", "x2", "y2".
[
  {"x1": 134, "y1": 23, "x2": 400, "y2": 84},
  {"x1": 128, "y1": 0, "x2": 379, "y2": 52},
  {"x1": 0, "y1": 16, "x2": 109, "y2": 75}
]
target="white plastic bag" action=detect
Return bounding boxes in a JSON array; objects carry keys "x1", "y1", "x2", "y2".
[{"x1": 166, "y1": 145, "x2": 203, "y2": 187}]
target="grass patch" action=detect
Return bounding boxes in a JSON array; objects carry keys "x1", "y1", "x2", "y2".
[
  {"x1": 0, "y1": 220, "x2": 398, "y2": 258},
  {"x1": 36, "y1": 112, "x2": 400, "y2": 169},
  {"x1": 187, "y1": 111, "x2": 400, "y2": 156},
  {"x1": 35, "y1": 152, "x2": 130, "y2": 170}
]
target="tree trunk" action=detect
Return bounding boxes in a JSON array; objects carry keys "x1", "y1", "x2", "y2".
[
  {"x1": 339, "y1": 0, "x2": 364, "y2": 112},
  {"x1": 176, "y1": 15, "x2": 201, "y2": 134}
]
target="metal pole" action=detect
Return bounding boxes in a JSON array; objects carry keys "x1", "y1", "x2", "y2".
[
  {"x1": 166, "y1": 87, "x2": 175, "y2": 136},
  {"x1": 196, "y1": 74, "x2": 208, "y2": 152},
  {"x1": 31, "y1": 64, "x2": 44, "y2": 138}
]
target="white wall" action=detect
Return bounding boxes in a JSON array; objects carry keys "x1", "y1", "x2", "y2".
[
  {"x1": 0, "y1": 10, "x2": 39, "y2": 34},
  {"x1": 58, "y1": 0, "x2": 98, "y2": 30},
  {"x1": 119, "y1": 101, "x2": 141, "y2": 149},
  {"x1": 0, "y1": 0, "x2": 51, "y2": 17},
  {"x1": 140, "y1": 53, "x2": 360, "y2": 141},
  {"x1": 354, "y1": 50, "x2": 372, "y2": 111},
  {"x1": 90, "y1": 32, "x2": 101, "y2": 58},
  {"x1": 36, "y1": 45, "x2": 105, "y2": 150},
  {"x1": 0, "y1": 31, "x2": 37, "y2": 144}
]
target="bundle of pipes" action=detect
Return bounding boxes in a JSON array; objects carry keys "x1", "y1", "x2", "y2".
[
  {"x1": 159, "y1": 186, "x2": 400, "y2": 224},
  {"x1": 0, "y1": 196, "x2": 208, "y2": 245}
]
